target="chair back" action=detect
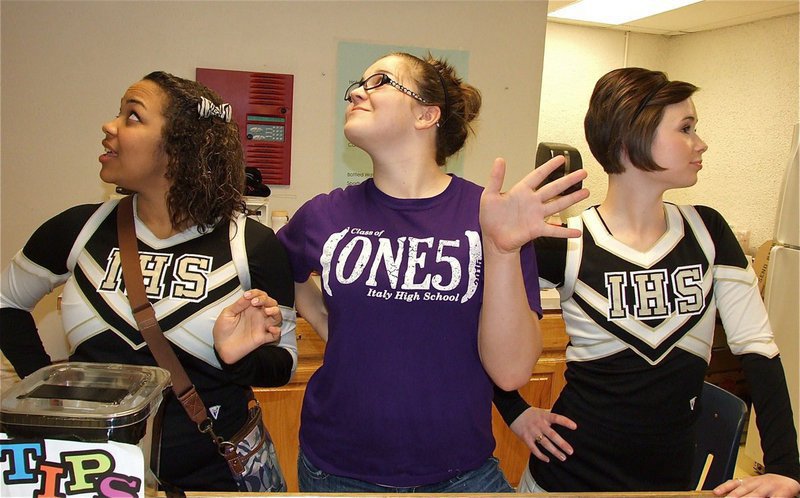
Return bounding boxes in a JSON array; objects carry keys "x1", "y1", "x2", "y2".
[{"x1": 691, "y1": 381, "x2": 748, "y2": 490}]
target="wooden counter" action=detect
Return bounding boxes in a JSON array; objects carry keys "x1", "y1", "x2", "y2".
[
  {"x1": 255, "y1": 313, "x2": 569, "y2": 492},
  {"x1": 169, "y1": 492, "x2": 714, "y2": 497}
]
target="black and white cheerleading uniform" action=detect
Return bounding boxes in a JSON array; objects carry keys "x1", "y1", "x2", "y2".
[
  {"x1": 0, "y1": 196, "x2": 297, "y2": 491},
  {"x1": 495, "y1": 203, "x2": 799, "y2": 491}
]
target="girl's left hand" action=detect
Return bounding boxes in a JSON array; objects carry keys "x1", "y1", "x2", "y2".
[
  {"x1": 713, "y1": 474, "x2": 800, "y2": 497},
  {"x1": 509, "y1": 407, "x2": 577, "y2": 463},
  {"x1": 213, "y1": 289, "x2": 283, "y2": 364},
  {"x1": 480, "y1": 155, "x2": 589, "y2": 254}
]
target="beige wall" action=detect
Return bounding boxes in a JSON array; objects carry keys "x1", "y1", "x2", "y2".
[
  {"x1": 1, "y1": 0, "x2": 549, "y2": 266},
  {"x1": 538, "y1": 14, "x2": 800, "y2": 253},
  {"x1": 0, "y1": 0, "x2": 548, "y2": 358}
]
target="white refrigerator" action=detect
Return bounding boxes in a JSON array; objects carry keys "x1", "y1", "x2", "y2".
[{"x1": 744, "y1": 122, "x2": 800, "y2": 469}]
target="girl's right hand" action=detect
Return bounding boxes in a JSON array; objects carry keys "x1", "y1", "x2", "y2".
[{"x1": 213, "y1": 289, "x2": 283, "y2": 364}]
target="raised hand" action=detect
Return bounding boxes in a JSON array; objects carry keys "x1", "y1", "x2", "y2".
[
  {"x1": 213, "y1": 289, "x2": 283, "y2": 364},
  {"x1": 480, "y1": 155, "x2": 589, "y2": 254},
  {"x1": 509, "y1": 407, "x2": 577, "y2": 463}
]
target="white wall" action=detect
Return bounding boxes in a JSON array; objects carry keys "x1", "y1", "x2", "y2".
[
  {"x1": 0, "y1": 0, "x2": 548, "y2": 264},
  {"x1": 0, "y1": 0, "x2": 548, "y2": 359},
  {"x1": 538, "y1": 14, "x2": 800, "y2": 253},
  {"x1": 665, "y1": 15, "x2": 799, "y2": 250},
  {"x1": 2, "y1": 3, "x2": 798, "y2": 359}
]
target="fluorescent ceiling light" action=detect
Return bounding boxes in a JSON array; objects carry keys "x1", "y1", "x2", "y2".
[{"x1": 549, "y1": 0, "x2": 703, "y2": 25}]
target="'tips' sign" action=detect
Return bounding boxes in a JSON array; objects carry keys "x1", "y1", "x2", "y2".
[{"x1": 0, "y1": 433, "x2": 146, "y2": 498}]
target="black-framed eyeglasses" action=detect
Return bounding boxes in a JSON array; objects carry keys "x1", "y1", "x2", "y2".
[{"x1": 344, "y1": 73, "x2": 429, "y2": 104}]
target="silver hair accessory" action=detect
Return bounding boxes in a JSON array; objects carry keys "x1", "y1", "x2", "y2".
[{"x1": 198, "y1": 96, "x2": 232, "y2": 122}]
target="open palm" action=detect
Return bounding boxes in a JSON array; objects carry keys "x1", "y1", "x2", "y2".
[{"x1": 480, "y1": 156, "x2": 589, "y2": 253}]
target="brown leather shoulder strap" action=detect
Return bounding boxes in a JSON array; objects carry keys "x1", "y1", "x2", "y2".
[{"x1": 116, "y1": 195, "x2": 209, "y2": 426}]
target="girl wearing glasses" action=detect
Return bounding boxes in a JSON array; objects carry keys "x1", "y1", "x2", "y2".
[{"x1": 215, "y1": 52, "x2": 587, "y2": 492}]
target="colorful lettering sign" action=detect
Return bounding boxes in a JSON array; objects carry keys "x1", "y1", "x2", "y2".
[{"x1": 0, "y1": 433, "x2": 145, "y2": 498}]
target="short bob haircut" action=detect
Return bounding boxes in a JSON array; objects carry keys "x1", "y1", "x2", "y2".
[{"x1": 584, "y1": 67, "x2": 698, "y2": 174}]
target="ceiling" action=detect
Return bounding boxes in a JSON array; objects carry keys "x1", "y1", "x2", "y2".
[{"x1": 546, "y1": 0, "x2": 800, "y2": 36}]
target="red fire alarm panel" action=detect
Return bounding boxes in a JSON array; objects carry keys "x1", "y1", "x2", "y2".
[{"x1": 196, "y1": 68, "x2": 294, "y2": 185}]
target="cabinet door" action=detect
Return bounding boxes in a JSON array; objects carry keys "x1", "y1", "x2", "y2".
[
  {"x1": 253, "y1": 319, "x2": 323, "y2": 492},
  {"x1": 492, "y1": 371, "x2": 555, "y2": 487},
  {"x1": 255, "y1": 385, "x2": 305, "y2": 492}
]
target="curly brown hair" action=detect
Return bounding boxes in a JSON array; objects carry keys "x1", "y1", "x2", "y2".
[
  {"x1": 143, "y1": 71, "x2": 245, "y2": 231},
  {"x1": 393, "y1": 53, "x2": 482, "y2": 166},
  {"x1": 584, "y1": 67, "x2": 698, "y2": 174}
]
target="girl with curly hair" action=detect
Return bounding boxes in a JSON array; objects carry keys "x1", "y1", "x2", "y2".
[{"x1": 1, "y1": 71, "x2": 296, "y2": 492}]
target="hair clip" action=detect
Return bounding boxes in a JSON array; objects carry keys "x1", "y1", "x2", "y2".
[{"x1": 198, "y1": 96, "x2": 232, "y2": 122}]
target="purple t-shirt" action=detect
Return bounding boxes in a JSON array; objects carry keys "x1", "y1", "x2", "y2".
[{"x1": 278, "y1": 175, "x2": 541, "y2": 486}]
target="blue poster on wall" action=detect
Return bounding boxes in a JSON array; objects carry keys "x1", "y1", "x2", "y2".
[{"x1": 334, "y1": 42, "x2": 470, "y2": 189}]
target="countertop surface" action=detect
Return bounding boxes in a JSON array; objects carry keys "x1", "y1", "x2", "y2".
[{"x1": 168, "y1": 493, "x2": 714, "y2": 498}]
